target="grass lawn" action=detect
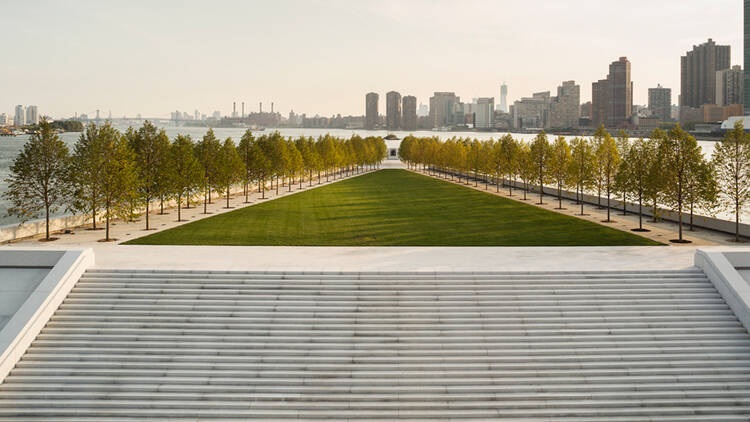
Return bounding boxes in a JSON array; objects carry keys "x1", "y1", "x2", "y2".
[{"x1": 125, "y1": 169, "x2": 661, "y2": 246}]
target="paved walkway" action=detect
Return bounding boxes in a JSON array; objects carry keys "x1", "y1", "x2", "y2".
[{"x1": 411, "y1": 169, "x2": 732, "y2": 246}]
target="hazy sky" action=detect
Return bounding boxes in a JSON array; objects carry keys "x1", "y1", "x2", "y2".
[{"x1": 1, "y1": 0, "x2": 743, "y2": 118}]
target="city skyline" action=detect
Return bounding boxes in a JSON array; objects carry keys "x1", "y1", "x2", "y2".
[{"x1": 0, "y1": 0, "x2": 743, "y2": 118}]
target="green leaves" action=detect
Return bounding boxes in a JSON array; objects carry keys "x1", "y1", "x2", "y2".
[{"x1": 3, "y1": 119, "x2": 71, "y2": 239}]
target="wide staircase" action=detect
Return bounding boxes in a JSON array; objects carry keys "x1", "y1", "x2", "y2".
[{"x1": 1, "y1": 269, "x2": 750, "y2": 421}]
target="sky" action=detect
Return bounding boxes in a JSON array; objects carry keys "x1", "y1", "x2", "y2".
[{"x1": 0, "y1": 0, "x2": 743, "y2": 119}]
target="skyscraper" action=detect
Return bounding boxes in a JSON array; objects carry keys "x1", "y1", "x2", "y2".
[
  {"x1": 386, "y1": 91, "x2": 401, "y2": 130},
  {"x1": 14, "y1": 105, "x2": 25, "y2": 127},
  {"x1": 365, "y1": 92, "x2": 378, "y2": 129},
  {"x1": 474, "y1": 98, "x2": 495, "y2": 129},
  {"x1": 429, "y1": 92, "x2": 460, "y2": 128},
  {"x1": 498, "y1": 84, "x2": 508, "y2": 112},
  {"x1": 549, "y1": 81, "x2": 580, "y2": 129},
  {"x1": 680, "y1": 38, "x2": 730, "y2": 108},
  {"x1": 591, "y1": 57, "x2": 633, "y2": 128},
  {"x1": 716, "y1": 66, "x2": 744, "y2": 107},
  {"x1": 401, "y1": 95, "x2": 417, "y2": 131},
  {"x1": 648, "y1": 85, "x2": 672, "y2": 122},
  {"x1": 25, "y1": 105, "x2": 38, "y2": 125}
]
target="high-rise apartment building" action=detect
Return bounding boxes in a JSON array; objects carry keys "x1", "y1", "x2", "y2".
[
  {"x1": 680, "y1": 38, "x2": 730, "y2": 108},
  {"x1": 401, "y1": 95, "x2": 417, "y2": 131},
  {"x1": 591, "y1": 57, "x2": 633, "y2": 128},
  {"x1": 512, "y1": 92, "x2": 551, "y2": 129},
  {"x1": 716, "y1": 65, "x2": 744, "y2": 107},
  {"x1": 386, "y1": 91, "x2": 402, "y2": 130},
  {"x1": 429, "y1": 92, "x2": 460, "y2": 128},
  {"x1": 474, "y1": 98, "x2": 495, "y2": 129},
  {"x1": 648, "y1": 84, "x2": 672, "y2": 122},
  {"x1": 549, "y1": 80, "x2": 580, "y2": 129},
  {"x1": 365, "y1": 92, "x2": 379, "y2": 129},
  {"x1": 14, "y1": 105, "x2": 25, "y2": 127},
  {"x1": 498, "y1": 84, "x2": 508, "y2": 112},
  {"x1": 25, "y1": 106, "x2": 38, "y2": 125},
  {"x1": 0, "y1": 113, "x2": 8, "y2": 126}
]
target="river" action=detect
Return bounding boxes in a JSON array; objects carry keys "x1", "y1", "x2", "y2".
[{"x1": 0, "y1": 124, "x2": 725, "y2": 227}]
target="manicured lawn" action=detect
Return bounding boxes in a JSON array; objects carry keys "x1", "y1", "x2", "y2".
[{"x1": 126, "y1": 169, "x2": 661, "y2": 246}]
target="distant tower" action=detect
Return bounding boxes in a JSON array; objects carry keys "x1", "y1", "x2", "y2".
[
  {"x1": 232, "y1": 102, "x2": 237, "y2": 118},
  {"x1": 386, "y1": 91, "x2": 402, "y2": 130},
  {"x1": 365, "y1": 92, "x2": 379, "y2": 129},
  {"x1": 241, "y1": 102, "x2": 245, "y2": 118},
  {"x1": 271, "y1": 102, "x2": 274, "y2": 113},
  {"x1": 499, "y1": 83, "x2": 508, "y2": 112},
  {"x1": 14, "y1": 105, "x2": 25, "y2": 127},
  {"x1": 401, "y1": 96, "x2": 417, "y2": 131},
  {"x1": 260, "y1": 102, "x2": 263, "y2": 113}
]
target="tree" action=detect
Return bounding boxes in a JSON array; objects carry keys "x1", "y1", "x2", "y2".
[
  {"x1": 596, "y1": 130, "x2": 620, "y2": 222},
  {"x1": 591, "y1": 125, "x2": 608, "y2": 209},
  {"x1": 712, "y1": 121, "x2": 750, "y2": 241},
  {"x1": 237, "y1": 130, "x2": 256, "y2": 203},
  {"x1": 168, "y1": 134, "x2": 203, "y2": 222},
  {"x1": 661, "y1": 124, "x2": 703, "y2": 243},
  {"x1": 619, "y1": 138, "x2": 652, "y2": 231},
  {"x1": 287, "y1": 141, "x2": 304, "y2": 191},
  {"x1": 254, "y1": 135, "x2": 273, "y2": 199},
  {"x1": 517, "y1": 142, "x2": 535, "y2": 201},
  {"x1": 530, "y1": 131, "x2": 551, "y2": 204},
  {"x1": 215, "y1": 138, "x2": 245, "y2": 208},
  {"x1": 126, "y1": 121, "x2": 170, "y2": 230},
  {"x1": 195, "y1": 129, "x2": 221, "y2": 213},
  {"x1": 645, "y1": 129, "x2": 667, "y2": 222},
  {"x1": 614, "y1": 130, "x2": 631, "y2": 216},
  {"x1": 548, "y1": 136, "x2": 571, "y2": 209},
  {"x1": 468, "y1": 140, "x2": 483, "y2": 187},
  {"x1": 569, "y1": 137, "x2": 594, "y2": 216},
  {"x1": 97, "y1": 123, "x2": 138, "y2": 241},
  {"x1": 69, "y1": 123, "x2": 105, "y2": 230},
  {"x1": 3, "y1": 119, "x2": 71, "y2": 240},
  {"x1": 685, "y1": 158, "x2": 718, "y2": 231},
  {"x1": 497, "y1": 134, "x2": 518, "y2": 196}
]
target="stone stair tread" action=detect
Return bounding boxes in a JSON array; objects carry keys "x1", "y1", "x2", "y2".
[{"x1": 6, "y1": 268, "x2": 750, "y2": 419}]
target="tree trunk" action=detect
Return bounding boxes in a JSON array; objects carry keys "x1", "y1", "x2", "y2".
[
  {"x1": 622, "y1": 193, "x2": 627, "y2": 216},
  {"x1": 105, "y1": 202, "x2": 110, "y2": 241},
  {"x1": 203, "y1": 189, "x2": 208, "y2": 214},
  {"x1": 45, "y1": 203, "x2": 50, "y2": 240},
  {"x1": 580, "y1": 189, "x2": 584, "y2": 215},
  {"x1": 92, "y1": 206, "x2": 97, "y2": 230},
  {"x1": 177, "y1": 196, "x2": 181, "y2": 222},
  {"x1": 606, "y1": 188, "x2": 611, "y2": 222},
  {"x1": 145, "y1": 199, "x2": 150, "y2": 230},
  {"x1": 736, "y1": 203, "x2": 740, "y2": 242},
  {"x1": 538, "y1": 174, "x2": 543, "y2": 205},
  {"x1": 678, "y1": 200, "x2": 683, "y2": 241},
  {"x1": 638, "y1": 195, "x2": 643, "y2": 230}
]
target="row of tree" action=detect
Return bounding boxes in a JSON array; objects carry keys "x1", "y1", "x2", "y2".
[
  {"x1": 399, "y1": 123, "x2": 750, "y2": 243},
  {"x1": 4, "y1": 120, "x2": 387, "y2": 241}
]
